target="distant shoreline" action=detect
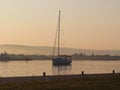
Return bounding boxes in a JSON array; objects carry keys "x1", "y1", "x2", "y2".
[
  {"x1": 0, "y1": 51, "x2": 120, "y2": 61},
  {"x1": 0, "y1": 59, "x2": 120, "y2": 61}
]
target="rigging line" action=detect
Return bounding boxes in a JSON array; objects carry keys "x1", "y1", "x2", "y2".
[
  {"x1": 53, "y1": 11, "x2": 61, "y2": 56},
  {"x1": 53, "y1": 26, "x2": 58, "y2": 56},
  {"x1": 60, "y1": 12, "x2": 65, "y2": 49}
]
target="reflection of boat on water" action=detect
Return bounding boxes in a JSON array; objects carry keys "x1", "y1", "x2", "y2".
[
  {"x1": 52, "y1": 10, "x2": 72, "y2": 65},
  {"x1": 53, "y1": 65, "x2": 72, "y2": 75}
]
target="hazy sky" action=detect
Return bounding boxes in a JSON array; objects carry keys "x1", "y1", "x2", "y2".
[{"x1": 0, "y1": 0, "x2": 120, "y2": 50}]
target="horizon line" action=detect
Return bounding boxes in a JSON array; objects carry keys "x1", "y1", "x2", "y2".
[{"x1": 0, "y1": 44, "x2": 119, "y2": 51}]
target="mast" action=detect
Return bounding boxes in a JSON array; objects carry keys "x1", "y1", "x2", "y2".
[{"x1": 58, "y1": 10, "x2": 61, "y2": 56}]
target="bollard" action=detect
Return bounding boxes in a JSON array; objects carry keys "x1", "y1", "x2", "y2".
[
  {"x1": 81, "y1": 71, "x2": 84, "y2": 75},
  {"x1": 43, "y1": 72, "x2": 46, "y2": 77},
  {"x1": 112, "y1": 70, "x2": 115, "y2": 74}
]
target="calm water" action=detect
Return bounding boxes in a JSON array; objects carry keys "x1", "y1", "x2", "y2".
[{"x1": 0, "y1": 60, "x2": 120, "y2": 77}]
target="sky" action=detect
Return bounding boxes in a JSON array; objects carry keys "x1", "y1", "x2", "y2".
[{"x1": 0, "y1": 0, "x2": 120, "y2": 50}]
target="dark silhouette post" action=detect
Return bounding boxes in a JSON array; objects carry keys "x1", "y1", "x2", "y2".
[
  {"x1": 112, "y1": 70, "x2": 115, "y2": 74},
  {"x1": 43, "y1": 72, "x2": 46, "y2": 77},
  {"x1": 81, "y1": 71, "x2": 84, "y2": 75}
]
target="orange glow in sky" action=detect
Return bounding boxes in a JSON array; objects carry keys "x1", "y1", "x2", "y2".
[{"x1": 0, "y1": 0, "x2": 120, "y2": 50}]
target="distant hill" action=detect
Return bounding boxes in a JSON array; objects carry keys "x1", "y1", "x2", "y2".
[{"x1": 0, "y1": 44, "x2": 120, "y2": 55}]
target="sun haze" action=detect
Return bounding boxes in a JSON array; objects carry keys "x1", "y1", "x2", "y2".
[{"x1": 0, "y1": 0, "x2": 120, "y2": 50}]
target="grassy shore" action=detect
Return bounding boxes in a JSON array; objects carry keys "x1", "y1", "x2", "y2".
[{"x1": 0, "y1": 73, "x2": 120, "y2": 90}]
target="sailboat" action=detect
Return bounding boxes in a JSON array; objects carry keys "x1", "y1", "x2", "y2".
[{"x1": 52, "y1": 10, "x2": 72, "y2": 65}]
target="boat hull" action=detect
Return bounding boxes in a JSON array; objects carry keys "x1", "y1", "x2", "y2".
[{"x1": 52, "y1": 57, "x2": 72, "y2": 65}]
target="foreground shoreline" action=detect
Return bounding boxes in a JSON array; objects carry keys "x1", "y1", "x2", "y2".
[
  {"x1": 1, "y1": 73, "x2": 120, "y2": 81},
  {"x1": 0, "y1": 73, "x2": 120, "y2": 90}
]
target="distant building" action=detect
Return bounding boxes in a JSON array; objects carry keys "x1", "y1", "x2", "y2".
[{"x1": 0, "y1": 51, "x2": 9, "y2": 60}]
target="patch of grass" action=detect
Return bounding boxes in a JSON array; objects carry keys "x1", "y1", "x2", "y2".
[{"x1": 0, "y1": 74, "x2": 120, "y2": 90}]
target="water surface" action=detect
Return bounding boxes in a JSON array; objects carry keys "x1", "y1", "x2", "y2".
[{"x1": 0, "y1": 60, "x2": 120, "y2": 77}]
